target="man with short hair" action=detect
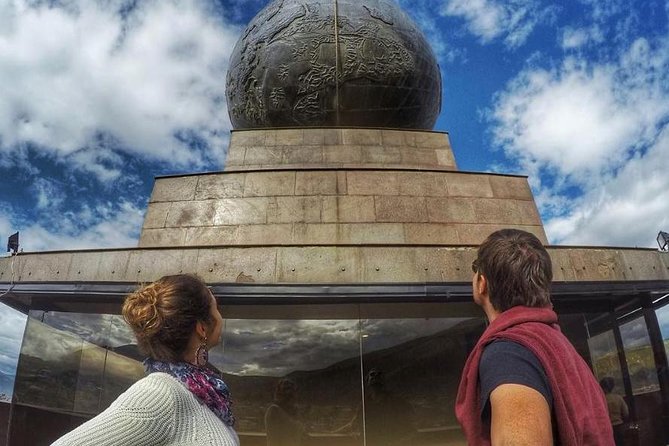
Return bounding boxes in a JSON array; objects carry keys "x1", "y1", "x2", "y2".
[{"x1": 455, "y1": 229, "x2": 614, "y2": 445}]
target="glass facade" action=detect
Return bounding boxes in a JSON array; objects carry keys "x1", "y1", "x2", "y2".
[{"x1": 2, "y1": 289, "x2": 669, "y2": 446}]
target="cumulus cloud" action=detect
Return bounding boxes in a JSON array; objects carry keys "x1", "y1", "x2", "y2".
[
  {"x1": 490, "y1": 37, "x2": 669, "y2": 246},
  {"x1": 0, "y1": 0, "x2": 240, "y2": 180},
  {"x1": 439, "y1": 0, "x2": 554, "y2": 48},
  {"x1": 0, "y1": 200, "x2": 144, "y2": 251}
]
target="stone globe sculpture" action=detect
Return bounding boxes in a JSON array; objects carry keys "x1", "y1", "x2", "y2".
[{"x1": 226, "y1": 0, "x2": 442, "y2": 130}]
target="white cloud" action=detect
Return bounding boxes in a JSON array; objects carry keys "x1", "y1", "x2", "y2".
[
  {"x1": 560, "y1": 26, "x2": 604, "y2": 50},
  {"x1": 490, "y1": 37, "x2": 669, "y2": 246},
  {"x1": 0, "y1": 0, "x2": 240, "y2": 180},
  {"x1": 0, "y1": 200, "x2": 144, "y2": 251},
  {"x1": 440, "y1": 0, "x2": 552, "y2": 48}
]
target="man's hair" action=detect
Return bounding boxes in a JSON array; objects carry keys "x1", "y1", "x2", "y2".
[{"x1": 476, "y1": 229, "x2": 552, "y2": 312}]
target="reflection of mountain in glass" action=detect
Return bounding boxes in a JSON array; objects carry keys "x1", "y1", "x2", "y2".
[
  {"x1": 13, "y1": 318, "x2": 144, "y2": 414},
  {"x1": 223, "y1": 317, "x2": 485, "y2": 437}
]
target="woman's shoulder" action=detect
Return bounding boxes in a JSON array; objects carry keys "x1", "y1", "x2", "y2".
[{"x1": 112, "y1": 373, "x2": 187, "y2": 413}]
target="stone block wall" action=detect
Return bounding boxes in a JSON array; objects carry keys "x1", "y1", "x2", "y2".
[
  {"x1": 224, "y1": 128, "x2": 457, "y2": 170},
  {"x1": 139, "y1": 169, "x2": 546, "y2": 247}
]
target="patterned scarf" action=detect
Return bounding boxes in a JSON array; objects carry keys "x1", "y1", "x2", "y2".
[{"x1": 145, "y1": 359, "x2": 235, "y2": 427}]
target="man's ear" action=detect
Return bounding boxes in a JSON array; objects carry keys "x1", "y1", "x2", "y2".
[{"x1": 477, "y1": 273, "x2": 489, "y2": 299}]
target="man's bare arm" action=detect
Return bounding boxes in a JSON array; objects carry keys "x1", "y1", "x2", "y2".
[{"x1": 489, "y1": 383, "x2": 553, "y2": 446}]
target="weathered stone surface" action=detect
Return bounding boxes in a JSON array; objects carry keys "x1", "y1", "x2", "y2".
[
  {"x1": 196, "y1": 248, "x2": 277, "y2": 283},
  {"x1": 338, "y1": 223, "x2": 405, "y2": 244},
  {"x1": 165, "y1": 201, "x2": 216, "y2": 227},
  {"x1": 398, "y1": 172, "x2": 449, "y2": 197},
  {"x1": 435, "y1": 149, "x2": 457, "y2": 168},
  {"x1": 295, "y1": 171, "x2": 338, "y2": 195},
  {"x1": 244, "y1": 146, "x2": 283, "y2": 166},
  {"x1": 268, "y1": 129, "x2": 304, "y2": 146},
  {"x1": 414, "y1": 132, "x2": 449, "y2": 149},
  {"x1": 230, "y1": 131, "x2": 266, "y2": 146},
  {"x1": 375, "y1": 196, "x2": 428, "y2": 222},
  {"x1": 427, "y1": 198, "x2": 476, "y2": 223},
  {"x1": 140, "y1": 228, "x2": 188, "y2": 247},
  {"x1": 276, "y1": 247, "x2": 362, "y2": 283},
  {"x1": 322, "y1": 145, "x2": 363, "y2": 164},
  {"x1": 213, "y1": 198, "x2": 268, "y2": 225},
  {"x1": 267, "y1": 196, "x2": 323, "y2": 223},
  {"x1": 1, "y1": 246, "x2": 668, "y2": 285},
  {"x1": 292, "y1": 223, "x2": 338, "y2": 244},
  {"x1": 342, "y1": 129, "x2": 382, "y2": 146},
  {"x1": 361, "y1": 146, "x2": 401, "y2": 164},
  {"x1": 195, "y1": 174, "x2": 245, "y2": 199},
  {"x1": 448, "y1": 174, "x2": 493, "y2": 197},
  {"x1": 336, "y1": 196, "x2": 376, "y2": 223},
  {"x1": 185, "y1": 227, "x2": 238, "y2": 246},
  {"x1": 236, "y1": 224, "x2": 293, "y2": 244},
  {"x1": 347, "y1": 171, "x2": 400, "y2": 195},
  {"x1": 404, "y1": 223, "x2": 460, "y2": 245},
  {"x1": 490, "y1": 176, "x2": 533, "y2": 200},
  {"x1": 151, "y1": 176, "x2": 198, "y2": 202},
  {"x1": 399, "y1": 148, "x2": 438, "y2": 166},
  {"x1": 142, "y1": 202, "x2": 171, "y2": 229},
  {"x1": 244, "y1": 172, "x2": 295, "y2": 197},
  {"x1": 283, "y1": 146, "x2": 324, "y2": 164}
]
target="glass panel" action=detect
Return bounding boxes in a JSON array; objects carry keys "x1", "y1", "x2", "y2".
[
  {"x1": 13, "y1": 312, "x2": 113, "y2": 413},
  {"x1": 587, "y1": 330, "x2": 624, "y2": 391},
  {"x1": 656, "y1": 303, "x2": 669, "y2": 361},
  {"x1": 216, "y1": 305, "x2": 363, "y2": 446},
  {"x1": 620, "y1": 316, "x2": 660, "y2": 395},
  {"x1": 0, "y1": 303, "x2": 27, "y2": 402},
  {"x1": 359, "y1": 304, "x2": 485, "y2": 446},
  {"x1": 101, "y1": 316, "x2": 145, "y2": 408}
]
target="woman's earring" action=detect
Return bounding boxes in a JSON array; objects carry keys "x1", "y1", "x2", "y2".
[{"x1": 195, "y1": 335, "x2": 208, "y2": 367}]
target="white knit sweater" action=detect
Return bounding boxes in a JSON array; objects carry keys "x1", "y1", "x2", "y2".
[{"x1": 51, "y1": 372, "x2": 240, "y2": 446}]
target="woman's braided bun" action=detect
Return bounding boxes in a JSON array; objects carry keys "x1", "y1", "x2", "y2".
[{"x1": 122, "y1": 274, "x2": 213, "y2": 362}]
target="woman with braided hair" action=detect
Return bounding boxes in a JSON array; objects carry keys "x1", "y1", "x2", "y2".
[{"x1": 51, "y1": 274, "x2": 239, "y2": 446}]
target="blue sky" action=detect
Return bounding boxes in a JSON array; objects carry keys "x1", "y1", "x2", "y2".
[{"x1": 1, "y1": 0, "x2": 669, "y2": 396}]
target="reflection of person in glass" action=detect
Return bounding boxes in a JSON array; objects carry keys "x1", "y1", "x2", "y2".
[
  {"x1": 265, "y1": 378, "x2": 306, "y2": 446},
  {"x1": 345, "y1": 368, "x2": 416, "y2": 445},
  {"x1": 51, "y1": 274, "x2": 239, "y2": 446},
  {"x1": 600, "y1": 377, "x2": 629, "y2": 446}
]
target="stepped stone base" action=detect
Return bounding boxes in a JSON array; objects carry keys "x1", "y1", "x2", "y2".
[{"x1": 139, "y1": 128, "x2": 546, "y2": 247}]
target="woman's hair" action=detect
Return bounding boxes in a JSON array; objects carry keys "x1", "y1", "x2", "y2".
[
  {"x1": 476, "y1": 229, "x2": 553, "y2": 312},
  {"x1": 122, "y1": 274, "x2": 213, "y2": 362}
]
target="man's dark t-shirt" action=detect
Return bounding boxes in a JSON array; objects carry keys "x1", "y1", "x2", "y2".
[{"x1": 479, "y1": 340, "x2": 558, "y2": 441}]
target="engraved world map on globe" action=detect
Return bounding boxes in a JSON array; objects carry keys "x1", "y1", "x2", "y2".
[{"x1": 226, "y1": 0, "x2": 442, "y2": 129}]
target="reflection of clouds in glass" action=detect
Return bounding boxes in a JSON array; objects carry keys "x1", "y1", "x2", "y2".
[
  {"x1": 216, "y1": 318, "x2": 475, "y2": 377},
  {"x1": 620, "y1": 317, "x2": 652, "y2": 350},
  {"x1": 43, "y1": 312, "x2": 137, "y2": 348},
  {"x1": 219, "y1": 319, "x2": 359, "y2": 376},
  {"x1": 0, "y1": 303, "x2": 27, "y2": 396}
]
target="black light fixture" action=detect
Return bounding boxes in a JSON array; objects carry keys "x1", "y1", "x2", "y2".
[
  {"x1": 6, "y1": 232, "x2": 18, "y2": 254},
  {"x1": 658, "y1": 231, "x2": 669, "y2": 251}
]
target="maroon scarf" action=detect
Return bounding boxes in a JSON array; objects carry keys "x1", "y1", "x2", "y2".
[{"x1": 455, "y1": 306, "x2": 613, "y2": 446}]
